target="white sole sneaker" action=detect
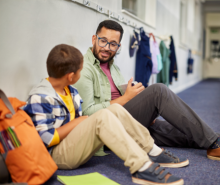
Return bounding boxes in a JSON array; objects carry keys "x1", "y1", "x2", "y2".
[
  {"x1": 159, "y1": 159, "x2": 189, "y2": 168},
  {"x1": 132, "y1": 177, "x2": 184, "y2": 185}
]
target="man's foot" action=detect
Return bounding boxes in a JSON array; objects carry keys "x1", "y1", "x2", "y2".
[
  {"x1": 132, "y1": 163, "x2": 184, "y2": 185},
  {"x1": 207, "y1": 137, "x2": 220, "y2": 161},
  {"x1": 207, "y1": 148, "x2": 220, "y2": 161},
  {"x1": 149, "y1": 149, "x2": 189, "y2": 168}
]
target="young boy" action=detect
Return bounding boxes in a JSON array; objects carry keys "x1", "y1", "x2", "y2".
[{"x1": 24, "y1": 44, "x2": 187, "y2": 185}]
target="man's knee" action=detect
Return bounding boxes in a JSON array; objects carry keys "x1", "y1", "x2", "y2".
[
  {"x1": 140, "y1": 83, "x2": 169, "y2": 98},
  {"x1": 148, "y1": 83, "x2": 168, "y2": 93},
  {"x1": 152, "y1": 83, "x2": 167, "y2": 89}
]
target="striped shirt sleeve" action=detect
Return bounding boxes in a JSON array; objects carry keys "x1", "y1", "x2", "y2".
[{"x1": 23, "y1": 95, "x2": 57, "y2": 147}]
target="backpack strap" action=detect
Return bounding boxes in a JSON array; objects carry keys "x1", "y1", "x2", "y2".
[
  {"x1": 0, "y1": 89, "x2": 15, "y2": 115},
  {"x1": 0, "y1": 153, "x2": 11, "y2": 183}
]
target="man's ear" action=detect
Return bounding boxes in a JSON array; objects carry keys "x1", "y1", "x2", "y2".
[
  {"x1": 118, "y1": 43, "x2": 121, "y2": 50},
  {"x1": 67, "y1": 72, "x2": 74, "y2": 83},
  {"x1": 92, "y1": 35, "x2": 96, "y2": 46},
  {"x1": 116, "y1": 43, "x2": 121, "y2": 53}
]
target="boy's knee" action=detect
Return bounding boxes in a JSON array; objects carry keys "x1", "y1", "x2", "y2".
[
  {"x1": 97, "y1": 109, "x2": 116, "y2": 126},
  {"x1": 98, "y1": 109, "x2": 112, "y2": 117},
  {"x1": 108, "y1": 103, "x2": 125, "y2": 113},
  {"x1": 110, "y1": 103, "x2": 122, "y2": 109}
]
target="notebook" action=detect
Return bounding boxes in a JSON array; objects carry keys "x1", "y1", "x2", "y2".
[
  {"x1": 0, "y1": 127, "x2": 21, "y2": 153},
  {"x1": 57, "y1": 172, "x2": 120, "y2": 185}
]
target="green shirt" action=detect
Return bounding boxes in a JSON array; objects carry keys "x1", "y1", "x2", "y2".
[{"x1": 74, "y1": 48, "x2": 125, "y2": 116}]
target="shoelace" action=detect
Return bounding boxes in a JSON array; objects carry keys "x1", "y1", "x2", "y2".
[{"x1": 164, "y1": 149, "x2": 178, "y2": 159}]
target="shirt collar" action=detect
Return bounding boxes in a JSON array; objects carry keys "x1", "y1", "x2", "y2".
[{"x1": 86, "y1": 47, "x2": 114, "y2": 66}]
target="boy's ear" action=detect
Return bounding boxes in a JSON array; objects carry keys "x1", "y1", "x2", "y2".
[{"x1": 67, "y1": 72, "x2": 74, "y2": 82}]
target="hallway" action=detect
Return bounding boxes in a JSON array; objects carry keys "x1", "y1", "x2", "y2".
[{"x1": 45, "y1": 79, "x2": 220, "y2": 185}]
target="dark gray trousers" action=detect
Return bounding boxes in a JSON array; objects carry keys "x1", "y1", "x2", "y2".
[{"x1": 123, "y1": 83, "x2": 218, "y2": 149}]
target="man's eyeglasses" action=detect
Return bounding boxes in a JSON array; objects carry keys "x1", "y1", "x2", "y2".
[{"x1": 96, "y1": 35, "x2": 120, "y2": 51}]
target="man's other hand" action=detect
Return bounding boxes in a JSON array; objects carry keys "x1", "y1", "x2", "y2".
[{"x1": 124, "y1": 77, "x2": 145, "y2": 101}]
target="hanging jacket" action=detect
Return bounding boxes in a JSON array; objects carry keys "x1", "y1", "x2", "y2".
[
  {"x1": 169, "y1": 36, "x2": 178, "y2": 84},
  {"x1": 135, "y1": 30, "x2": 152, "y2": 87},
  {"x1": 129, "y1": 31, "x2": 140, "y2": 57},
  {"x1": 157, "y1": 50, "x2": 163, "y2": 72},
  {"x1": 187, "y1": 49, "x2": 194, "y2": 74},
  {"x1": 150, "y1": 40, "x2": 163, "y2": 74},
  {"x1": 157, "y1": 41, "x2": 171, "y2": 87}
]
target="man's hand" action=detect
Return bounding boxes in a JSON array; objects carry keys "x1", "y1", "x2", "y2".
[
  {"x1": 110, "y1": 77, "x2": 145, "y2": 106},
  {"x1": 123, "y1": 77, "x2": 145, "y2": 101}
]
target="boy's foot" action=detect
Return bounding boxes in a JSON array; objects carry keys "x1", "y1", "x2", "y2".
[
  {"x1": 207, "y1": 136, "x2": 220, "y2": 161},
  {"x1": 149, "y1": 149, "x2": 189, "y2": 168},
  {"x1": 132, "y1": 163, "x2": 184, "y2": 185}
]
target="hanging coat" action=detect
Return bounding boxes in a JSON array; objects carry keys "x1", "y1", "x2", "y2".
[
  {"x1": 169, "y1": 36, "x2": 178, "y2": 84},
  {"x1": 129, "y1": 31, "x2": 140, "y2": 57},
  {"x1": 157, "y1": 41, "x2": 171, "y2": 87},
  {"x1": 135, "y1": 30, "x2": 152, "y2": 87},
  {"x1": 187, "y1": 50, "x2": 194, "y2": 74},
  {"x1": 150, "y1": 40, "x2": 163, "y2": 74}
]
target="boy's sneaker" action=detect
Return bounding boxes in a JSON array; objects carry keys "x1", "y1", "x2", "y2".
[
  {"x1": 149, "y1": 149, "x2": 189, "y2": 168},
  {"x1": 132, "y1": 163, "x2": 184, "y2": 185}
]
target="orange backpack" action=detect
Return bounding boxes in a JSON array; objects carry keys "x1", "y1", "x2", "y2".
[{"x1": 0, "y1": 89, "x2": 58, "y2": 184}]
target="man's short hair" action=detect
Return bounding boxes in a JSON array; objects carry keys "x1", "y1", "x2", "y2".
[
  {"x1": 47, "y1": 44, "x2": 83, "y2": 78},
  {"x1": 96, "y1": 20, "x2": 124, "y2": 42}
]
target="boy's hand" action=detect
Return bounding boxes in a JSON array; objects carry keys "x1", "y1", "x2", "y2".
[
  {"x1": 57, "y1": 115, "x2": 89, "y2": 141},
  {"x1": 76, "y1": 115, "x2": 89, "y2": 123},
  {"x1": 123, "y1": 77, "x2": 145, "y2": 101}
]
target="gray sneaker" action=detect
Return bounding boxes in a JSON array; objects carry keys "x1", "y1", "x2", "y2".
[
  {"x1": 132, "y1": 163, "x2": 184, "y2": 185},
  {"x1": 149, "y1": 149, "x2": 189, "y2": 168}
]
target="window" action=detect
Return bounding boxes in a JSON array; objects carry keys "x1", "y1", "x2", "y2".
[
  {"x1": 122, "y1": 0, "x2": 157, "y2": 28},
  {"x1": 194, "y1": 1, "x2": 199, "y2": 33},
  {"x1": 179, "y1": 0, "x2": 187, "y2": 45},
  {"x1": 122, "y1": 0, "x2": 138, "y2": 16},
  {"x1": 194, "y1": 1, "x2": 201, "y2": 50}
]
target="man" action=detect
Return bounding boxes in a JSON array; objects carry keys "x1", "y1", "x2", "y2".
[{"x1": 74, "y1": 20, "x2": 220, "y2": 161}]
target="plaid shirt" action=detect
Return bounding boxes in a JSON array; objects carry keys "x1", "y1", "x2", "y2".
[{"x1": 23, "y1": 79, "x2": 83, "y2": 153}]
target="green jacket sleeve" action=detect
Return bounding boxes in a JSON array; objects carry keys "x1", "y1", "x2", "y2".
[{"x1": 74, "y1": 67, "x2": 110, "y2": 116}]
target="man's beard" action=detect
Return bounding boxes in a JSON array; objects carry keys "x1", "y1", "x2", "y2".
[{"x1": 93, "y1": 44, "x2": 116, "y2": 64}]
